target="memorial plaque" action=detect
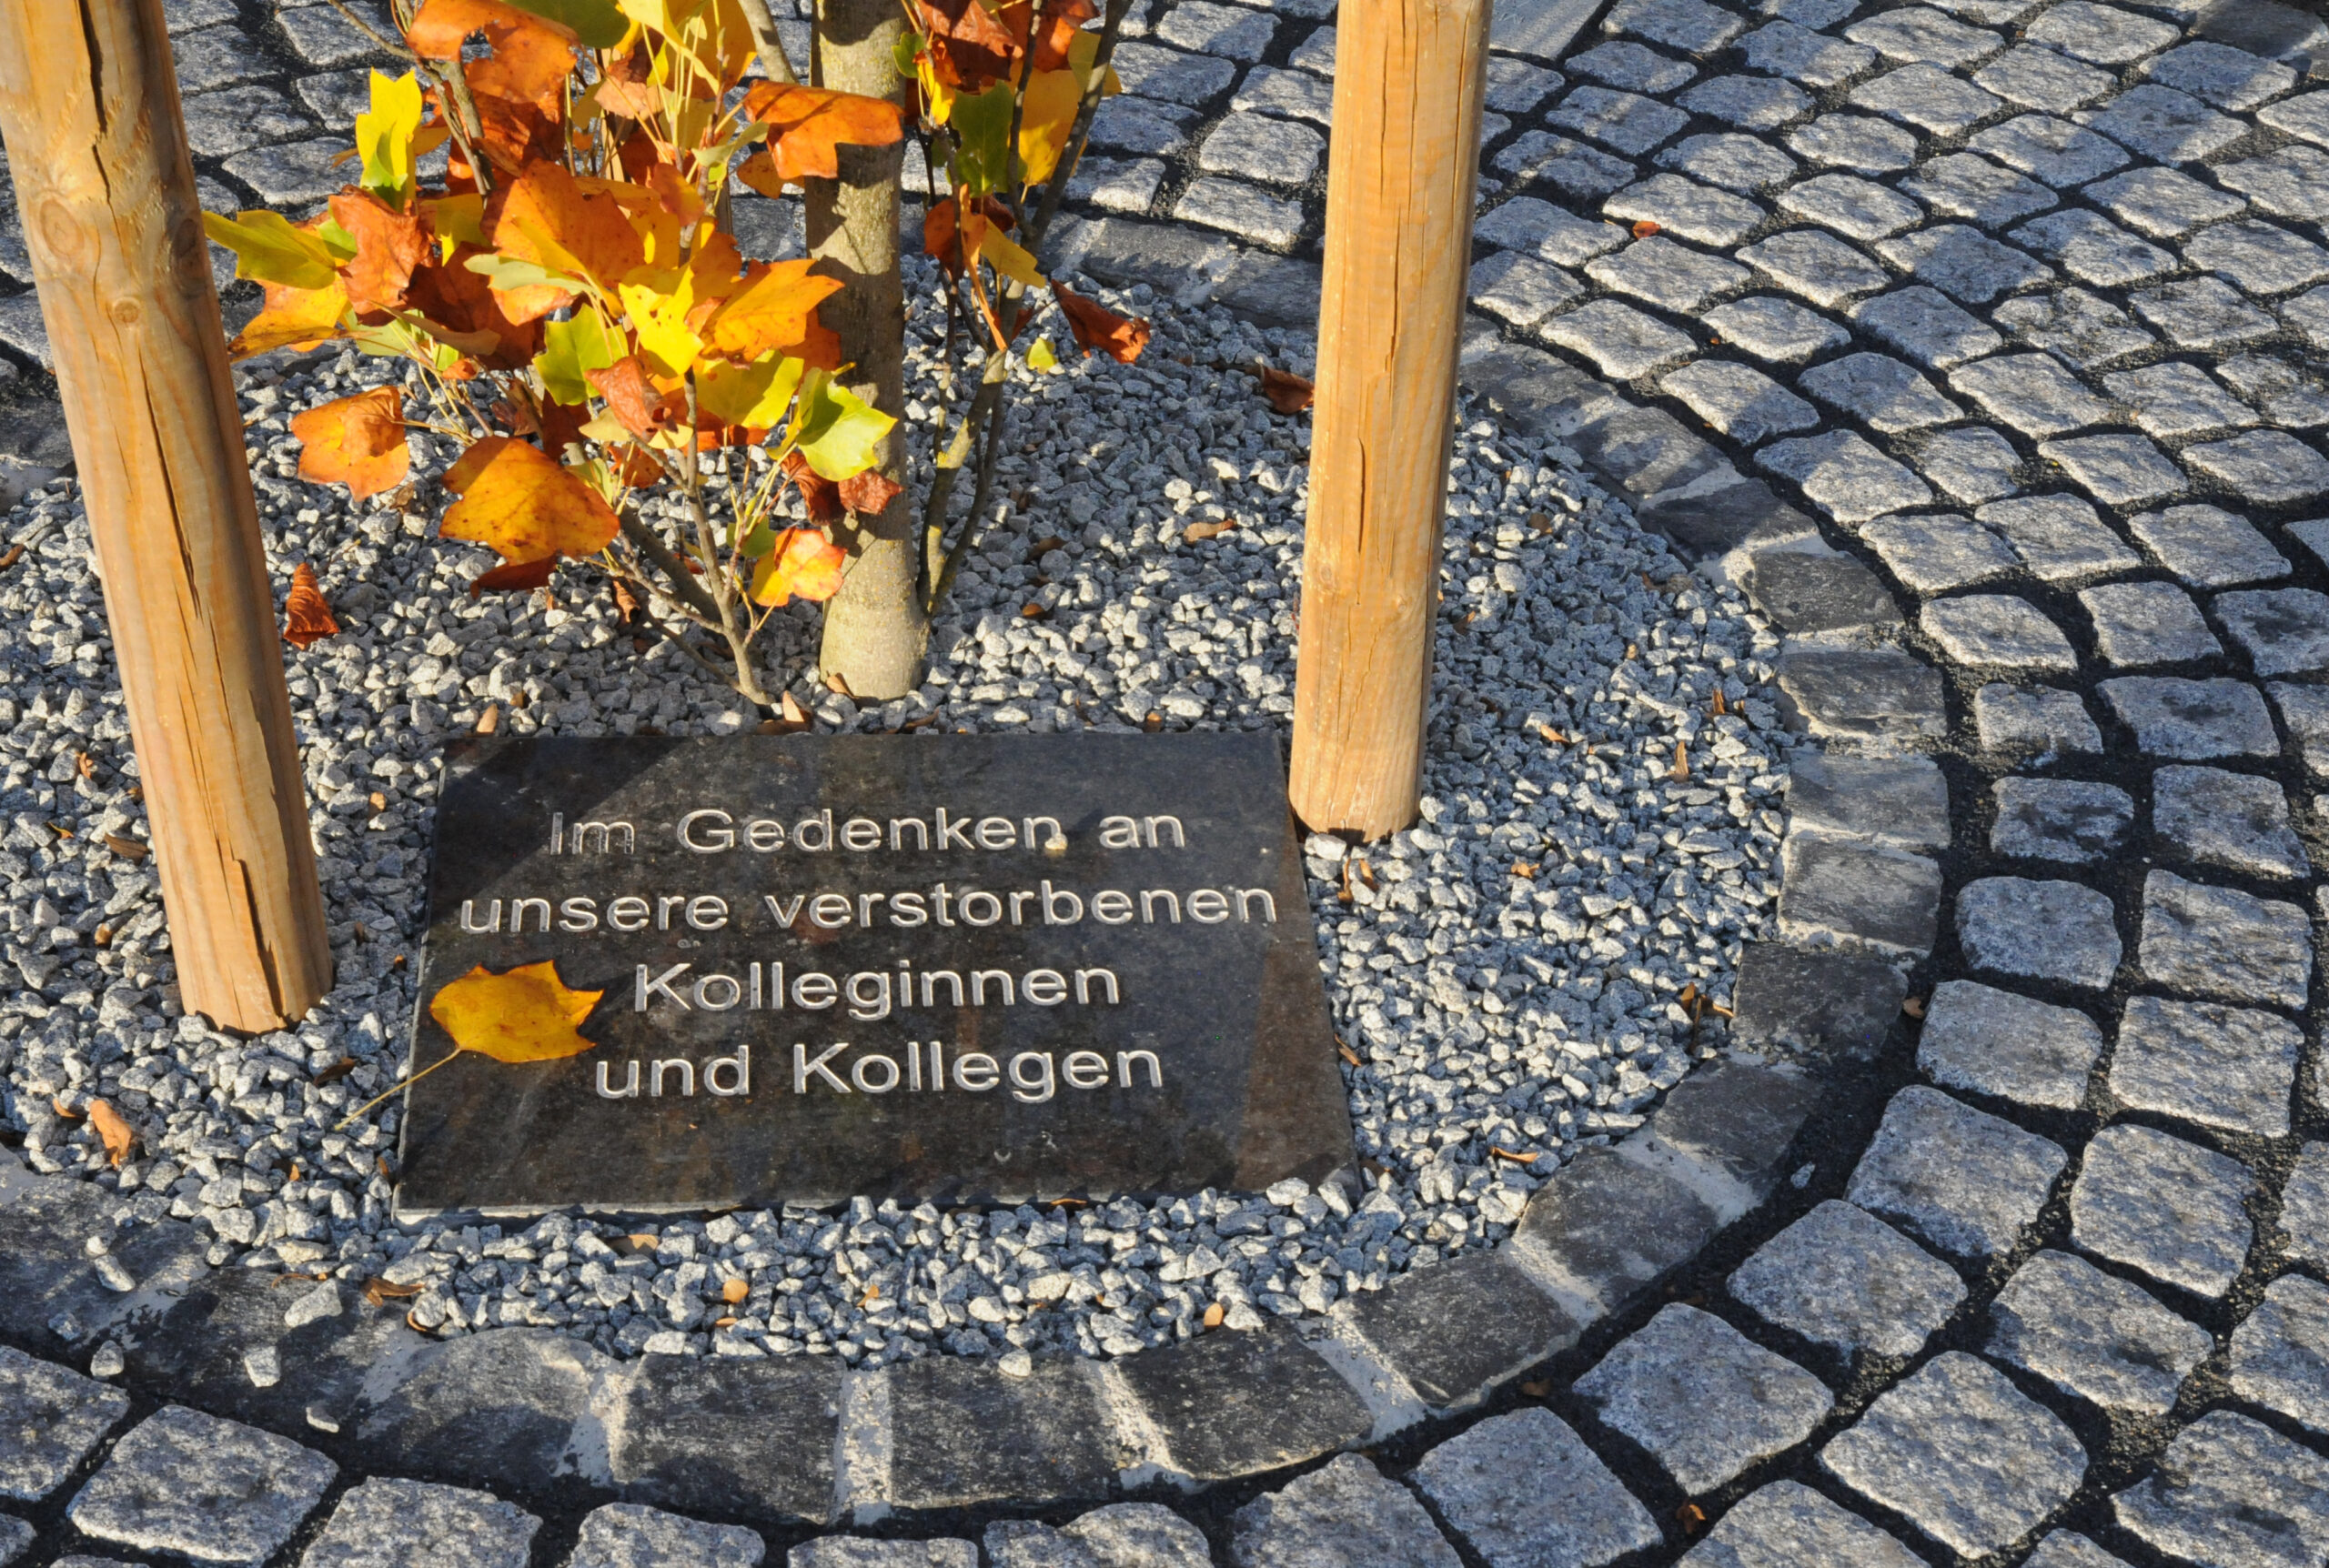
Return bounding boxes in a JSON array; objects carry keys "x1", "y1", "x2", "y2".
[{"x1": 394, "y1": 732, "x2": 1355, "y2": 1214}]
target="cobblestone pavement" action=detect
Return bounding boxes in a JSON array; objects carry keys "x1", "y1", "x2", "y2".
[{"x1": 9, "y1": 0, "x2": 2329, "y2": 1562}]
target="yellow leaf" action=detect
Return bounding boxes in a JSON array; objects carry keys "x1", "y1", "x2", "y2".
[
  {"x1": 440, "y1": 436, "x2": 622, "y2": 567},
  {"x1": 534, "y1": 306, "x2": 624, "y2": 405},
  {"x1": 618, "y1": 269, "x2": 706, "y2": 379},
  {"x1": 696, "y1": 353, "x2": 804, "y2": 428},
  {"x1": 228, "y1": 278, "x2": 352, "y2": 359},
  {"x1": 430, "y1": 191, "x2": 489, "y2": 250},
  {"x1": 204, "y1": 209, "x2": 342, "y2": 291},
  {"x1": 1026, "y1": 336, "x2": 1059, "y2": 372},
  {"x1": 428, "y1": 960, "x2": 605, "y2": 1063},
  {"x1": 979, "y1": 224, "x2": 1044, "y2": 290},
  {"x1": 354, "y1": 69, "x2": 426, "y2": 207},
  {"x1": 1017, "y1": 67, "x2": 1083, "y2": 187}
]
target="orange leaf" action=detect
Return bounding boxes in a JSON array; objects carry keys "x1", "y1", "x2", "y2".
[
  {"x1": 329, "y1": 192, "x2": 429, "y2": 314},
  {"x1": 700, "y1": 258, "x2": 842, "y2": 362},
  {"x1": 1258, "y1": 365, "x2": 1315, "y2": 414},
  {"x1": 468, "y1": 15, "x2": 574, "y2": 115},
  {"x1": 469, "y1": 555, "x2": 560, "y2": 596},
  {"x1": 230, "y1": 277, "x2": 350, "y2": 358},
  {"x1": 721, "y1": 1277, "x2": 750, "y2": 1304},
  {"x1": 87, "y1": 1099, "x2": 136, "y2": 1168},
  {"x1": 740, "y1": 83, "x2": 906, "y2": 185},
  {"x1": 917, "y1": 0, "x2": 1017, "y2": 88},
  {"x1": 840, "y1": 468, "x2": 902, "y2": 516},
  {"x1": 406, "y1": 0, "x2": 570, "y2": 55},
  {"x1": 408, "y1": 245, "x2": 545, "y2": 364},
  {"x1": 596, "y1": 76, "x2": 661, "y2": 121},
  {"x1": 923, "y1": 194, "x2": 1013, "y2": 282},
  {"x1": 751, "y1": 526, "x2": 847, "y2": 606},
  {"x1": 1631, "y1": 218, "x2": 1661, "y2": 237},
  {"x1": 283, "y1": 563, "x2": 342, "y2": 649},
  {"x1": 492, "y1": 161, "x2": 646, "y2": 295},
  {"x1": 585, "y1": 357, "x2": 686, "y2": 441},
  {"x1": 1032, "y1": 0, "x2": 1097, "y2": 70},
  {"x1": 439, "y1": 436, "x2": 620, "y2": 571},
  {"x1": 428, "y1": 960, "x2": 604, "y2": 1063},
  {"x1": 290, "y1": 387, "x2": 410, "y2": 500},
  {"x1": 781, "y1": 447, "x2": 843, "y2": 523},
  {"x1": 1051, "y1": 281, "x2": 1149, "y2": 364}
]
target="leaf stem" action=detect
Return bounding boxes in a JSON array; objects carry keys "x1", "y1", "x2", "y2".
[{"x1": 334, "y1": 1048, "x2": 459, "y2": 1131}]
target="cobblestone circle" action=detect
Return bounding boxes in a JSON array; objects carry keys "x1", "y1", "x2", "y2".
[{"x1": 5, "y1": 0, "x2": 2329, "y2": 1561}]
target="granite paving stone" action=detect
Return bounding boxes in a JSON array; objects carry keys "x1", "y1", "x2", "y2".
[
  {"x1": 1773, "y1": 644, "x2": 1948, "y2": 739},
  {"x1": 1975, "y1": 44, "x2": 2117, "y2": 113},
  {"x1": 1759, "y1": 430, "x2": 1934, "y2": 520},
  {"x1": 1968, "y1": 496, "x2": 2129, "y2": 580},
  {"x1": 1988, "y1": 1249, "x2": 2211, "y2": 1415},
  {"x1": 1065, "y1": 158, "x2": 1165, "y2": 216},
  {"x1": 1777, "y1": 835, "x2": 1942, "y2": 956},
  {"x1": 1678, "y1": 73, "x2": 1814, "y2": 130},
  {"x1": 1548, "y1": 85, "x2": 1692, "y2": 156},
  {"x1": 2081, "y1": 84, "x2": 2249, "y2": 165},
  {"x1": 2220, "y1": 356, "x2": 2329, "y2": 429},
  {"x1": 2113, "y1": 993, "x2": 2300, "y2": 1136},
  {"x1": 1173, "y1": 179, "x2": 1305, "y2": 248},
  {"x1": 1700, "y1": 296, "x2": 1850, "y2": 361},
  {"x1": 2152, "y1": 766, "x2": 2310, "y2": 879},
  {"x1": 2130, "y1": 504, "x2": 2287, "y2": 586},
  {"x1": 1088, "y1": 97, "x2": 1198, "y2": 155},
  {"x1": 2081, "y1": 581, "x2": 2222, "y2": 665},
  {"x1": 1975, "y1": 683, "x2": 2104, "y2": 754},
  {"x1": 1746, "y1": 548, "x2": 1902, "y2": 636},
  {"x1": 1850, "y1": 286, "x2": 2001, "y2": 368},
  {"x1": 1475, "y1": 197, "x2": 1630, "y2": 265},
  {"x1": 1153, "y1": 1, "x2": 1277, "y2": 58},
  {"x1": 300, "y1": 1479, "x2": 540, "y2": 1568},
  {"x1": 1604, "y1": 0, "x2": 1749, "y2": 55},
  {"x1": 2144, "y1": 39, "x2": 2297, "y2": 109},
  {"x1": 1921, "y1": 595, "x2": 2079, "y2": 670},
  {"x1": 1230, "y1": 67, "x2": 1332, "y2": 124},
  {"x1": 1228, "y1": 1453, "x2": 1463, "y2": 1568},
  {"x1": 1738, "y1": 20, "x2": 1879, "y2": 87},
  {"x1": 1729, "y1": 942, "x2": 1911, "y2": 1060},
  {"x1": 1570, "y1": 39, "x2": 1698, "y2": 94},
  {"x1": 2023, "y1": 1533, "x2": 2131, "y2": 1568},
  {"x1": 1195, "y1": 115, "x2": 1326, "y2": 186},
  {"x1": 2100, "y1": 677, "x2": 2281, "y2": 759},
  {"x1": 2013, "y1": 210, "x2": 2177, "y2": 288},
  {"x1": 1659, "y1": 361, "x2": 1820, "y2": 444},
  {"x1": 0, "y1": 1344, "x2": 131, "y2": 1502},
  {"x1": 1658, "y1": 131, "x2": 1800, "y2": 193},
  {"x1": 2269, "y1": 680, "x2": 2329, "y2": 779},
  {"x1": 2229, "y1": 1274, "x2": 2329, "y2": 1436},
  {"x1": 1408, "y1": 1407, "x2": 1660, "y2": 1568},
  {"x1": 1900, "y1": 153, "x2": 2058, "y2": 227},
  {"x1": 1728, "y1": 1200, "x2": 1965, "y2": 1361},
  {"x1": 2038, "y1": 434, "x2": 2189, "y2": 508},
  {"x1": 1862, "y1": 513, "x2": 2018, "y2": 590},
  {"x1": 2278, "y1": 1145, "x2": 2329, "y2": 1271},
  {"x1": 2086, "y1": 166, "x2": 2248, "y2": 240},
  {"x1": 1845, "y1": 7, "x2": 2001, "y2": 67},
  {"x1": 68, "y1": 1405, "x2": 336, "y2": 1566},
  {"x1": 0, "y1": 1518, "x2": 28, "y2": 1568},
  {"x1": 1918, "y1": 427, "x2": 2025, "y2": 502},
  {"x1": 1820, "y1": 1352, "x2": 2086, "y2": 1557},
  {"x1": 988, "y1": 1505, "x2": 1213, "y2": 1568},
  {"x1": 1846, "y1": 1085, "x2": 2070, "y2": 1257},
  {"x1": 564, "y1": 1503, "x2": 767, "y2": 1568},
  {"x1": 1780, "y1": 174, "x2": 1923, "y2": 240},
  {"x1": 2028, "y1": 4, "x2": 2181, "y2": 66},
  {"x1": 1969, "y1": 115, "x2": 2131, "y2": 187},
  {"x1": 1850, "y1": 62, "x2": 2002, "y2": 135},
  {"x1": 2073, "y1": 1122, "x2": 2255, "y2": 1298},
  {"x1": 1285, "y1": 25, "x2": 1334, "y2": 74},
  {"x1": 1586, "y1": 236, "x2": 1752, "y2": 312},
  {"x1": 1604, "y1": 175, "x2": 1768, "y2": 247},
  {"x1": 1787, "y1": 114, "x2": 1921, "y2": 174},
  {"x1": 1951, "y1": 354, "x2": 2112, "y2": 437},
  {"x1": 2216, "y1": 146, "x2": 2329, "y2": 225},
  {"x1": 1676, "y1": 1481, "x2": 1923, "y2": 1568},
  {"x1": 1881, "y1": 226, "x2": 2055, "y2": 304},
  {"x1": 275, "y1": 3, "x2": 392, "y2": 66},
  {"x1": 1472, "y1": 253, "x2": 1588, "y2": 328},
  {"x1": 1785, "y1": 753, "x2": 1949, "y2": 849},
  {"x1": 1994, "y1": 286, "x2": 2154, "y2": 367},
  {"x1": 1574, "y1": 1304, "x2": 1834, "y2": 1493},
  {"x1": 1800, "y1": 351, "x2": 1960, "y2": 430},
  {"x1": 168, "y1": 25, "x2": 279, "y2": 90},
  {"x1": 2140, "y1": 869, "x2": 2313, "y2": 1006},
  {"x1": 2133, "y1": 276, "x2": 2282, "y2": 351},
  {"x1": 1920, "y1": 977, "x2": 2104, "y2": 1111},
  {"x1": 2215, "y1": 587, "x2": 2329, "y2": 676},
  {"x1": 179, "y1": 85, "x2": 320, "y2": 159},
  {"x1": 1544, "y1": 300, "x2": 1699, "y2": 379},
  {"x1": 2112, "y1": 1410, "x2": 2329, "y2": 1568},
  {"x1": 2187, "y1": 221, "x2": 2329, "y2": 297},
  {"x1": 2260, "y1": 85, "x2": 2329, "y2": 146},
  {"x1": 1958, "y1": 875, "x2": 2124, "y2": 989},
  {"x1": 1108, "y1": 44, "x2": 1239, "y2": 105},
  {"x1": 222, "y1": 139, "x2": 355, "y2": 205},
  {"x1": 1735, "y1": 227, "x2": 1891, "y2": 307},
  {"x1": 2188, "y1": 432, "x2": 2329, "y2": 505},
  {"x1": 2278, "y1": 286, "x2": 2329, "y2": 352},
  {"x1": 790, "y1": 1544, "x2": 975, "y2": 1568}
]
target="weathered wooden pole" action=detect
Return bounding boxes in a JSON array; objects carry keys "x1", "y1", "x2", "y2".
[
  {"x1": 0, "y1": 0, "x2": 333, "y2": 1029},
  {"x1": 1289, "y1": 0, "x2": 1492, "y2": 839}
]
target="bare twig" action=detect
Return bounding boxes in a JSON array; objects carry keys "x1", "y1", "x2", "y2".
[{"x1": 735, "y1": 0, "x2": 803, "y2": 85}]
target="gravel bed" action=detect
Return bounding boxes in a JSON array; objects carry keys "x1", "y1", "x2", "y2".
[{"x1": 0, "y1": 260, "x2": 1798, "y2": 1367}]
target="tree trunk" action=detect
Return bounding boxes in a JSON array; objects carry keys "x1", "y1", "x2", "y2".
[
  {"x1": 809, "y1": 0, "x2": 924, "y2": 701},
  {"x1": 1288, "y1": 0, "x2": 1491, "y2": 840},
  {"x1": 0, "y1": 0, "x2": 333, "y2": 1028}
]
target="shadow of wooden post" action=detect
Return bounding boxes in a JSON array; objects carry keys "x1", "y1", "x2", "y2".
[{"x1": 0, "y1": 0, "x2": 332, "y2": 1030}]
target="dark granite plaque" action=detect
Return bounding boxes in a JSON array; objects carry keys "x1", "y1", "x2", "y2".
[{"x1": 394, "y1": 732, "x2": 1354, "y2": 1214}]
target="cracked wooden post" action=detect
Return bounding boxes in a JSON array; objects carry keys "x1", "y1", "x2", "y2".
[
  {"x1": 1289, "y1": 0, "x2": 1492, "y2": 840},
  {"x1": 0, "y1": 0, "x2": 332, "y2": 1029}
]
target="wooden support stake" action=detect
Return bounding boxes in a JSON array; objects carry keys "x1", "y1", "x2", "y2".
[
  {"x1": 1289, "y1": 0, "x2": 1492, "y2": 840},
  {"x1": 0, "y1": 0, "x2": 332, "y2": 1030}
]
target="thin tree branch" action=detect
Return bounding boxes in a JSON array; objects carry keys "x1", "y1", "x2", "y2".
[{"x1": 735, "y1": 0, "x2": 803, "y2": 85}]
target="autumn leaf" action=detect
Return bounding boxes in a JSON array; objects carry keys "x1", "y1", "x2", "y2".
[
  {"x1": 407, "y1": 0, "x2": 569, "y2": 55},
  {"x1": 534, "y1": 307, "x2": 623, "y2": 405},
  {"x1": 791, "y1": 371, "x2": 895, "y2": 480},
  {"x1": 86, "y1": 1099, "x2": 136, "y2": 1168},
  {"x1": 290, "y1": 387, "x2": 410, "y2": 500},
  {"x1": 585, "y1": 357, "x2": 686, "y2": 441},
  {"x1": 721, "y1": 1276, "x2": 749, "y2": 1304},
  {"x1": 354, "y1": 70, "x2": 428, "y2": 208},
  {"x1": 700, "y1": 258, "x2": 843, "y2": 363},
  {"x1": 491, "y1": 161, "x2": 647, "y2": 296},
  {"x1": 917, "y1": 0, "x2": 1016, "y2": 90},
  {"x1": 840, "y1": 468, "x2": 902, "y2": 516},
  {"x1": 1016, "y1": 67, "x2": 1083, "y2": 186},
  {"x1": 1052, "y1": 281, "x2": 1149, "y2": 364},
  {"x1": 499, "y1": 0, "x2": 627, "y2": 47},
  {"x1": 781, "y1": 447, "x2": 843, "y2": 523},
  {"x1": 947, "y1": 79, "x2": 1015, "y2": 194},
  {"x1": 229, "y1": 278, "x2": 353, "y2": 359},
  {"x1": 738, "y1": 83, "x2": 906, "y2": 186},
  {"x1": 204, "y1": 209, "x2": 346, "y2": 291},
  {"x1": 1258, "y1": 364, "x2": 1315, "y2": 414},
  {"x1": 283, "y1": 563, "x2": 342, "y2": 649},
  {"x1": 750, "y1": 526, "x2": 847, "y2": 605},
  {"x1": 430, "y1": 960, "x2": 604, "y2": 1062},
  {"x1": 696, "y1": 353, "x2": 806, "y2": 431},
  {"x1": 440, "y1": 436, "x2": 621, "y2": 573},
  {"x1": 329, "y1": 191, "x2": 430, "y2": 314}
]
